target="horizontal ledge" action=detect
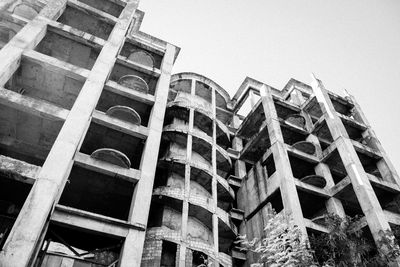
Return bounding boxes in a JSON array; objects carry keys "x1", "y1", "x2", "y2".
[
  {"x1": 294, "y1": 179, "x2": 330, "y2": 198},
  {"x1": 74, "y1": 152, "x2": 141, "y2": 183},
  {"x1": 104, "y1": 80, "x2": 155, "y2": 105},
  {"x1": 0, "y1": 87, "x2": 69, "y2": 121},
  {"x1": 0, "y1": 155, "x2": 40, "y2": 184},
  {"x1": 304, "y1": 218, "x2": 329, "y2": 233},
  {"x1": 67, "y1": 0, "x2": 119, "y2": 25},
  {"x1": 22, "y1": 50, "x2": 90, "y2": 82},
  {"x1": 51, "y1": 205, "x2": 145, "y2": 238},
  {"x1": 46, "y1": 19, "x2": 105, "y2": 49},
  {"x1": 116, "y1": 55, "x2": 161, "y2": 77},
  {"x1": 126, "y1": 35, "x2": 166, "y2": 56},
  {"x1": 92, "y1": 110, "x2": 148, "y2": 139}
]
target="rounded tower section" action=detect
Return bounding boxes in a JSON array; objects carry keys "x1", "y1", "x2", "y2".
[{"x1": 143, "y1": 73, "x2": 237, "y2": 266}]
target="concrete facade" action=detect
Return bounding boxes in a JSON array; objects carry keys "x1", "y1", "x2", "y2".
[{"x1": 0, "y1": 1, "x2": 400, "y2": 267}]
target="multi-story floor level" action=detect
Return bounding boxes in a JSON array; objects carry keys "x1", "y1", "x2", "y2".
[{"x1": 1, "y1": 1, "x2": 400, "y2": 267}]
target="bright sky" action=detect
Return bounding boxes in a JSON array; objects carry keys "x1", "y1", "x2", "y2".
[{"x1": 139, "y1": 0, "x2": 400, "y2": 172}]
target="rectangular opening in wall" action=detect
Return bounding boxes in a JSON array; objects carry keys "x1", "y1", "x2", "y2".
[
  {"x1": 262, "y1": 154, "x2": 276, "y2": 178},
  {"x1": 96, "y1": 87, "x2": 153, "y2": 127},
  {"x1": 80, "y1": 122, "x2": 144, "y2": 169},
  {"x1": 147, "y1": 202, "x2": 164, "y2": 228},
  {"x1": 281, "y1": 126, "x2": 308, "y2": 146},
  {"x1": 236, "y1": 103, "x2": 264, "y2": 140},
  {"x1": 160, "y1": 241, "x2": 177, "y2": 267},
  {"x1": 120, "y1": 41, "x2": 163, "y2": 69},
  {"x1": 109, "y1": 62, "x2": 158, "y2": 95},
  {"x1": 58, "y1": 5, "x2": 114, "y2": 40},
  {"x1": 5, "y1": 56, "x2": 85, "y2": 110},
  {"x1": 0, "y1": 104, "x2": 64, "y2": 166},
  {"x1": 298, "y1": 190, "x2": 327, "y2": 223},
  {"x1": 59, "y1": 165, "x2": 134, "y2": 220},
  {"x1": 357, "y1": 151, "x2": 382, "y2": 179},
  {"x1": 329, "y1": 94, "x2": 354, "y2": 118},
  {"x1": 36, "y1": 223, "x2": 123, "y2": 266},
  {"x1": 78, "y1": 0, "x2": 125, "y2": 17},
  {"x1": 336, "y1": 185, "x2": 364, "y2": 217},
  {"x1": 323, "y1": 150, "x2": 347, "y2": 184},
  {"x1": 192, "y1": 250, "x2": 208, "y2": 267},
  {"x1": 288, "y1": 155, "x2": 316, "y2": 180},
  {"x1": 274, "y1": 100, "x2": 299, "y2": 121},
  {"x1": 371, "y1": 184, "x2": 400, "y2": 214},
  {"x1": 0, "y1": 176, "x2": 32, "y2": 249},
  {"x1": 342, "y1": 119, "x2": 366, "y2": 144},
  {"x1": 35, "y1": 28, "x2": 101, "y2": 70}
]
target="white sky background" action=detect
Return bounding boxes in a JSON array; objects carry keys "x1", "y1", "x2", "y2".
[{"x1": 139, "y1": 0, "x2": 400, "y2": 171}]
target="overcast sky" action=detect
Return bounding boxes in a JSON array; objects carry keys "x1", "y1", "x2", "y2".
[{"x1": 139, "y1": 0, "x2": 400, "y2": 172}]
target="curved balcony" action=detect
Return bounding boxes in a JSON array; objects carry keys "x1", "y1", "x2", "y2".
[
  {"x1": 165, "y1": 94, "x2": 230, "y2": 147},
  {"x1": 158, "y1": 149, "x2": 235, "y2": 208},
  {"x1": 170, "y1": 72, "x2": 232, "y2": 111},
  {"x1": 152, "y1": 186, "x2": 237, "y2": 236},
  {"x1": 145, "y1": 227, "x2": 233, "y2": 267},
  {"x1": 162, "y1": 123, "x2": 232, "y2": 174}
]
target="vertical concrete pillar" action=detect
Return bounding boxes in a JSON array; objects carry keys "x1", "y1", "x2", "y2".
[
  {"x1": 351, "y1": 96, "x2": 400, "y2": 185},
  {"x1": 259, "y1": 84, "x2": 307, "y2": 236},
  {"x1": 0, "y1": 2, "x2": 139, "y2": 266},
  {"x1": 232, "y1": 115, "x2": 247, "y2": 180},
  {"x1": 211, "y1": 86, "x2": 220, "y2": 266},
  {"x1": 178, "y1": 78, "x2": 195, "y2": 267},
  {"x1": 311, "y1": 75, "x2": 394, "y2": 246},
  {"x1": 255, "y1": 161, "x2": 269, "y2": 228},
  {"x1": 119, "y1": 43, "x2": 176, "y2": 267}
]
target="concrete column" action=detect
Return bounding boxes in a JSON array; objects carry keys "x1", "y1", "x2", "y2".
[
  {"x1": 211, "y1": 87, "x2": 220, "y2": 266},
  {"x1": 255, "y1": 161, "x2": 269, "y2": 228},
  {"x1": 351, "y1": 96, "x2": 400, "y2": 185},
  {"x1": 311, "y1": 75, "x2": 394, "y2": 247},
  {"x1": 178, "y1": 78, "x2": 195, "y2": 267},
  {"x1": 232, "y1": 115, "x2": 247, "y2": 179},
  {"x1": 119, "y1": 43, "x2": 176, "y2": 267},
  {"x1": 259, "y1": 84, "x2": 307, "y2": 235},
  {"x1": 0, "y1": 2, "x2": 139, "y2": 266}
]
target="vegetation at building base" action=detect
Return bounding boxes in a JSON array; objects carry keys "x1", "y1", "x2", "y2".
[{"x1": 236, "y1": 206, "x2": 400, "y2": 267}]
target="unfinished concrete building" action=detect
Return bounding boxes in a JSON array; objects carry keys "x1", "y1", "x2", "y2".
[{"x1": 1, "y1": 0, "x2": 400, "y2": 267}]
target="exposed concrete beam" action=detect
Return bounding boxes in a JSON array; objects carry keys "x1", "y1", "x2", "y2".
[
  {"x1": 0, "y1": 155, "x2": 40, "y2": 184},
  {"x1": 23, "y1": 50, "x2": 90, "y2": 82},
  {"x1": 294, "y1": 179, "x2": 330, "y2": 198},
  {"x1": 321, "y1": 142, "x2": 337, "y2": 161},
  {"x1": 74, "y1": 152, "x2": 140, "y2": 184},
  {"x1": 92, "y1": 110, "x2": 148, "y2": 139},
  {"x1": 68, "y1": 0, "x2": 118, "y2": 25},
  {"x1": 126, "y1": 35, "x2": 165, "y2": 56},
  {"x1": 304, "y1": 218, "x2": 329, "y2": 233},
  {"x1": 116, "y1": 55, "x2": 161, "y2": 77},
  {"x1": 0, "y1": 87, "x2": 68, "y2": 121},
  {"x1": 285, "y1": 144, "x2": 320, "y2": 164},
  {"x1": 351, "y1": 139, "x2": 382, "y2": 159},
  {"x1": 45, "y1": 18, "x2": 105, "y2": 50},
  {"x1": 51, "y1": 205, "x2": 145, "y2": 239},
  {"x1": 384, "y1": 210, "x2": 400, "y2": 226},
  {"x1": 337, "y1": 113, "x2": 367, "y2": 131},
  {"x1": 104, "y1": 80, "x2": 155, "y2": 105},
  {"x1": 330, "y1": 176, "x2": 351, "y2": 196},
  {"x1": 367, "y1": 173, "x2": 400, "y2": 193}
]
